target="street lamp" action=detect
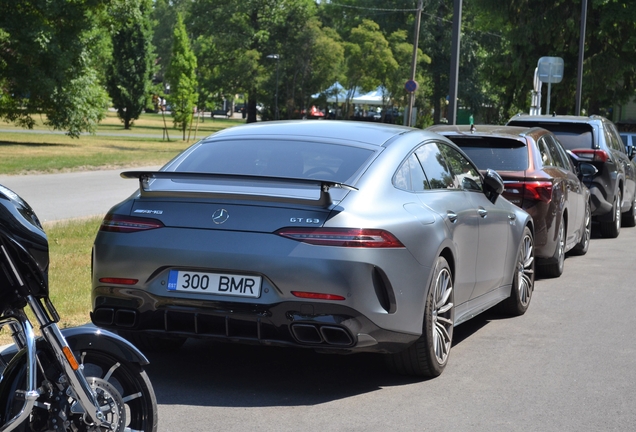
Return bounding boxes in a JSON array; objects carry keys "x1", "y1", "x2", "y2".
[{"x1": 266, "y1": 54, "x2": 280, "y2": 120}]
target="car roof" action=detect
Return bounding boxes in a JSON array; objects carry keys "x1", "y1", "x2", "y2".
[
  {"x1": 203, "y1": 120, "x2": 418, "y2": 148},
  {"x1": 508, "y1": 114, "x2": 606, "y2": 125},
  {"x1": 427, "y1": 124, "x2": 547, "y2": 143}
]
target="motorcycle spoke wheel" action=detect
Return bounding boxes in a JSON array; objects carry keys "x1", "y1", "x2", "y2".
[{"x1": 78, "y1": 350, "x2": 158, "y2": 432}]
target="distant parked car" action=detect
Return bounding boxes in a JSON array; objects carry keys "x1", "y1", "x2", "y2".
[
  {"x1": 508, "y1": 115, "x2": 636, "y2": 238},
  {"x1": 428, "y1": 125, "x2": 594, "y2": 278},
  {"x1": 91, "y1": 121, "x2": 535, "y2": 378},
  {"x1": 619, "y1": 132, "x2": 636, "y2": 157}
]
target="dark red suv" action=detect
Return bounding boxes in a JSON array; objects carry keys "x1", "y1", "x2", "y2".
[{"x1": 428, "y1": 125, "x2": 594, "y2": 278}]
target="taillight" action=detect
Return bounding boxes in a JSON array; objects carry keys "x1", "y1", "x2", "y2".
[
  {"x1": 505, "y1": 181, "x2": 553, "y2": 203},
  {"x1": 276, "y1": 228, "x2": 404, "y2": 248},
  {"x1": 100, "y1": 214, "x2": 164, "y2": 233},
  {"x1": 571, "y1": 149, "x2": 609, "y2": 162}
]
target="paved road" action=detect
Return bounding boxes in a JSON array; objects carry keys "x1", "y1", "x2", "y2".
[
  {"x1": 145, "y1": 224, "x2": 636, "y2": 432},
  {"x1": 2, "y1": 169, "x2": 635, "y2": 431},
  {"x1": 0, "y1": 167, "x2": 159, "y2": 223}
]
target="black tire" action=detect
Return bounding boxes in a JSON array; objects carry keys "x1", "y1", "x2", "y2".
[
  {"x1": 385, "y1": 256, "x2": 454, "y2": 377},
  {"x1": 118, "y1": 330, "x2": 187, "y2": 352},
  {"x1": 79, "y1": 350, "x2": 158, "y2": 432},
  {"x1": 538, "y1": 215, "x2": 565, "y2": 278},
  {"x1": 0, "y1": 348, "x2": 158, "y2": 432},
  {"x1": 570, "y1": 200, "x2": 591, "y2": 256},
  {"x1": 497, "y1": 226, "x2": 535, "y2": 316},
  {"x1": 621, "y1": 194, "x2": 636, "y2": 228},
  {"x1": 600, "y1": 190, "x2": 621, "y2": 238}
]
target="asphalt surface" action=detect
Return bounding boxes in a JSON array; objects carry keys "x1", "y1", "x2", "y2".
[
  {"x1": 1, "y1": 168, "x2": 635, "y2": 431},
  {"x1": 0, "y1": 167, "x2": 160, "y2": 223},
  {"x1": 145, "y1": 225, "x2": 636, "y2": 431}
]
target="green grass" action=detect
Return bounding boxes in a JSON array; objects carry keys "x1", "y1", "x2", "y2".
[
  {"x1": 0, "y1": 111, "x2": 241, "y2": 175},
  {"x1": 0, "y1": 218, "x2": 102, "y2": 345},
  {"x1": 0, "y1": 111, "x2": 241, "y2": 344}
]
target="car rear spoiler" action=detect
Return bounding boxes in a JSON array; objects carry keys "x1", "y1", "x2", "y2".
[{"x1": 120, "y1": 171, "x2": 357, "y2": 208}]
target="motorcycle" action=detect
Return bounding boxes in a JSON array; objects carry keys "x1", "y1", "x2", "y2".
[{"x1": 0, "y1": 184, "x2": 158, "y2": 432}]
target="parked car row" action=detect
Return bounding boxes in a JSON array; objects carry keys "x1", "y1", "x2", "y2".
[
  {"x1": 88, "y1": 115, "x2": 635, "y2": 379},
  {"x1": 508, "y1": 114, "x2": 636, "y2": 238},
  {"x1": 427, "y1": 124, "x2": 594, "y2": 278}
]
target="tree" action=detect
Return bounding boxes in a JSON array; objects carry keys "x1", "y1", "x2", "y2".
[
  {"x1": 0, "y1": 0, "x2": 109, "y2": 137},
  {"x1": 475, "y1": 0, "x2": 636, "y2": 117},
  {"x1": 106, "y1": 0, "x2": 155, "y2": 129},
  {"x1": 342, "y1": 20, "x2": 397, "y2": 117},
  {"x1": 165, "y1": 13, "x2": 198, "y2": 140},
  {"x1": 187, "y1": 0, "x2": 323, "y2": 123},
  {"x1": 151, "y1": 0, "x2": 190, "y2": 84},
  {"x1": 289, "y1": 22, "x2": 344, "y2": 118}
]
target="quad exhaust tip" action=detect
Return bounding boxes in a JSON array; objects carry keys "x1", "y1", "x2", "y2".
[{"x1": 290, "y1": 323, "x2": 353, "y2": 346}]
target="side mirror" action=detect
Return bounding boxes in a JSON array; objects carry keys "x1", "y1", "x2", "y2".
[
  {"x1": 626, "y1": 144, "x2": 635, "y2": 160},
  {"x1": 578, "y1": 162, "x2": 598, "y2": 178},
  {"x1": 482, "y1": 168, "x2": 504, "y2": 204}
]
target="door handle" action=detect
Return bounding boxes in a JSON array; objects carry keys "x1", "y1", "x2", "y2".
[
  {"x1": 478, "y1": 207, "x2": 488, "y2": 218},
  {"x1": 447, "y1": 211, "x2": 458, "y2": 223}
]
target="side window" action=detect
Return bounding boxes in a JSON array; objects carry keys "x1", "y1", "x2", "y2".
[
  {"x1": 537, "y1": 137, "x2": 554, "y2": 167},
  {"x1": 438, "y1": 144, "x2": 483, "y2": 192},
  {"x1": 394, "y1": 153, "x2": 430, "y2": 191},
  {"x1": 544, "y1": 135, "x2": 568, "y2": 169},
  {"x1": 551, "y1": 136, "x2": 575, "y2": 171},
  {"x1": 604, "y1": 122, "x2": 623, "y2": 153},
  {"x1": 414, "y1": 143, "x2": 455, "y2": 190},
  {"x1": 608, "y1": 123, "x2": 626, "y2": 153}
]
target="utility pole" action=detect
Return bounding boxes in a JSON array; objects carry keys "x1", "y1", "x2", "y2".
[
  {"x1": 448, "y1": 0, "x2": 463, "y2": 125},
  {"x1": 575, "y1": 0, "x2": 588, "y2": 116},
  {"x1": 406, "y1": 0, "x2": 423, "y2": 127}
]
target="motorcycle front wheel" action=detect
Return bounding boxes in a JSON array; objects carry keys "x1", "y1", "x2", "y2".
[
  {"x1": 78, "y1": 349, "x2": 158, "y2": 432},
  {"x1": 1, "y1": 348, "x2": 158, "y2": 432}
]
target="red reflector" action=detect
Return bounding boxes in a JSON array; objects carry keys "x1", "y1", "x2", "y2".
[
  {"x1": 99, "y1": 278, "x2": 139, "y2": 285},
  {"x1": 100, "y1": 214, "x2": 164, "y2": 233},
  {"x1": 275, "y1": 228, "x2": 404, "y2": 248},
  {"x1": 505, "y1": 181, "x2": 553, "y2": 203},
  {"x1": 571, "y1": 148, "x2": 609, "y2": 162},
  {"x1": 291, "y1": 291, "x2": 346, "y2": 301}
]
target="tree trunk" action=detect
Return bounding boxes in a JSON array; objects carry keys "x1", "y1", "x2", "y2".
[{"x1": 247, "y1": 97, "x2": 258, "y2": 123}]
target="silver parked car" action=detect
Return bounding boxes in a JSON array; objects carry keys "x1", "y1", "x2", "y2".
[{"x1": 91, "y1": 121, "x2": 535, "y2": 377}]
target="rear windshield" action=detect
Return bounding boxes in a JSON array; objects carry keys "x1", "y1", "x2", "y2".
[
  {"x1": 445, "y1": 137, "x2": 528, "y2": 171},
  {"x1": 172, "y1": 139, "x2": 375, "y2": 184},
  {"x1": 508, "y1": 121, "x2": 594, "y2": 150}
]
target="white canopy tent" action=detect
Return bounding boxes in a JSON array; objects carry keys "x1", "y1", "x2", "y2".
[
  {"x1": 313, "y1": 83, "x2": 387, "y2": 106},
  {"x1": 351, "y1": 87, "x2": 387, "y2": 105}
]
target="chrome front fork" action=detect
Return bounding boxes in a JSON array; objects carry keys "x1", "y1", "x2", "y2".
[{"x1": 0, "y1": 316, "x2": 39, "y2": 432}]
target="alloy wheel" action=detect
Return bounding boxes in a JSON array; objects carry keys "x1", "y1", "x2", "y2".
[
  {"x1": 431, "y1": 267, "x2": 454, "y2": 365},
  {"x1": 615, "y1": 191, "x2": 622, "y2": 233},
  {"x1": 517, "y1": 233, "x2": 534, "y2": 307}
]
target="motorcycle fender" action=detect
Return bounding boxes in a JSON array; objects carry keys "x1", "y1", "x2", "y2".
[{"x1": 62, "y1": 326, "x2": 149, "y2": 366}]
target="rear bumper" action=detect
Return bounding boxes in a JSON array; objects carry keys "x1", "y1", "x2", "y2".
[{"x1": 91, "y1": 287, "x2": 418, "y2": 354}]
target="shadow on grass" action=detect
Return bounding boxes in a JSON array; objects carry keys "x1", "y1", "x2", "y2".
[{"x1": 0, "y1": 140, "x2": 71, "y2": 148}]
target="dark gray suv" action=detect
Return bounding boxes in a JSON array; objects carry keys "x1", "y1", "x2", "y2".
[{"x1": 508, "y1": 114, "x2": 636, "y2": 238}]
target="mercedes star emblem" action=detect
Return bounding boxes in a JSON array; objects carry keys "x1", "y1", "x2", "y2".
[{"x1": 212, "y1": 208, "x2": 230, "y2": 224}]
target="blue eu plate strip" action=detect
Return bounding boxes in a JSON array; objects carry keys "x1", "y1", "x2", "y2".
[{"x1": 167, "y1": 270, "x2": 178, "y2": 291}]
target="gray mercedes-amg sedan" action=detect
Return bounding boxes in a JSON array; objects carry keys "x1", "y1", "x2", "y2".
[{"x1": 91, "y1": 120, "x2": 535, "y2": 377}]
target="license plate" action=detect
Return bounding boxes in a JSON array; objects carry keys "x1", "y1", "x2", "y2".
[{"x1": 167, "y1": 270, "x2": 262, "y2": 298}]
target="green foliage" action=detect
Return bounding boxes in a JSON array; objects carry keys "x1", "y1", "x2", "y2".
[
  {"x1": 166, "y1": 13, "x2": 198, "y2": 139},
  {"x1": 475, "y1": 0, "x2": 636, "y2": 117},
  {"x1": 106, "y1": 0, "x2": 156, "y2": 129},
  {"x1": 0, "y1": 0, "x2": 109, "y2": 137}
]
